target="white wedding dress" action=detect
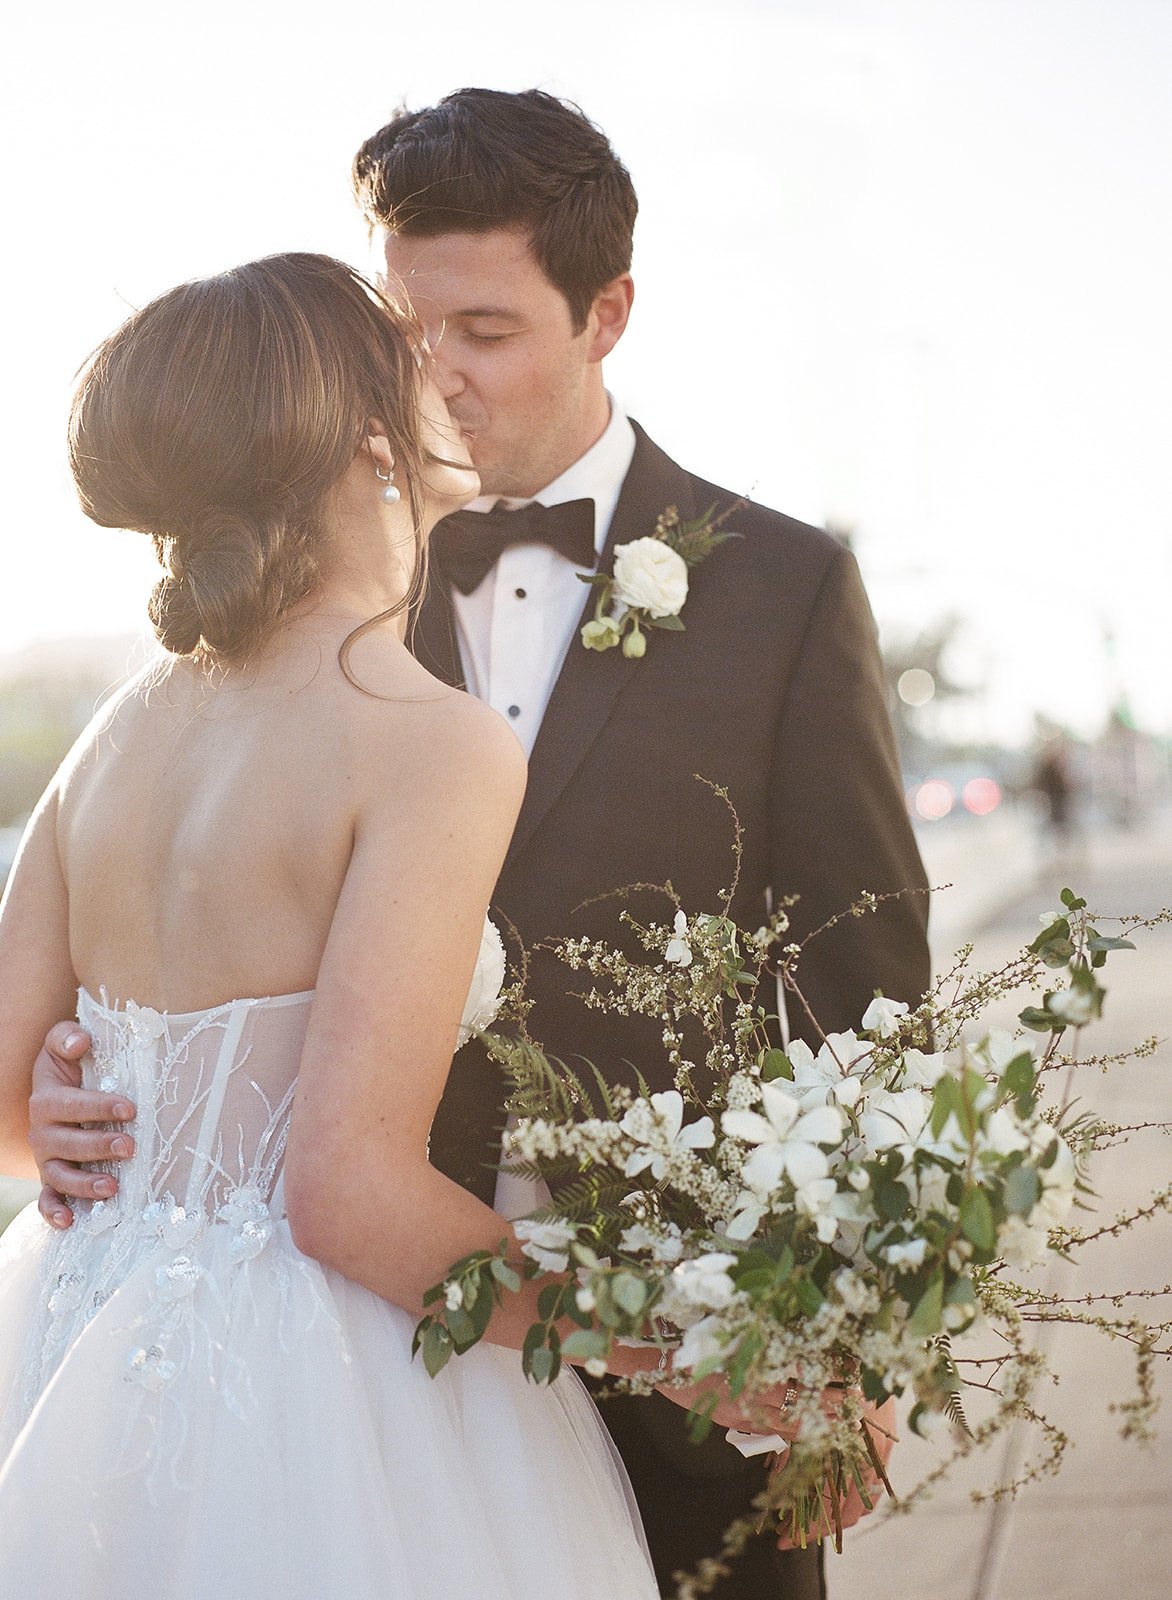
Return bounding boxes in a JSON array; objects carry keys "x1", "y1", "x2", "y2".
[{"x1": 0, "y1": 921, "x2": 657, "y2": 1597}]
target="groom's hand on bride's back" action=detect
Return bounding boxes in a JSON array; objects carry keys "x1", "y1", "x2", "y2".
[{"x1": 29, "y1": 1021, "x2": 136, "y2": 1230}]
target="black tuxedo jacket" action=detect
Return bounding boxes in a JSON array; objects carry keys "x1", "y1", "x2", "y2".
[
  {"x1": 421, "y1": 422, "x2": 929, "y2": 1190},
  {"x1": 415, "y1": 422, "x2": 930, "y2": 1598}
]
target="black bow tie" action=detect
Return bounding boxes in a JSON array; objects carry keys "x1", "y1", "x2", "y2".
[{"x1": 430, "y1": 498, "x2": 597, "y2": 595}]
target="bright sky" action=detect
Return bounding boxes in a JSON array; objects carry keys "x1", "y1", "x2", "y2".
[{"x1": 2, "y1": 0, "x2": 1169, "y2": 744}]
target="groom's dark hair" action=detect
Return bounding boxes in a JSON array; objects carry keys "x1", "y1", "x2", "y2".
[{"x1": 352, "y1": 88, "x2": 637, "y2": 332}]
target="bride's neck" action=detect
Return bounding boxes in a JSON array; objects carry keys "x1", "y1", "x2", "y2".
[{"x1": 276, "y1": 503, "x2": 423, "y2": 644}]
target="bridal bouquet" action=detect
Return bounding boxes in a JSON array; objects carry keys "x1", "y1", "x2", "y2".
[{"x1": 415, "y1": 795, "x2": 1170, "y2": 1585}]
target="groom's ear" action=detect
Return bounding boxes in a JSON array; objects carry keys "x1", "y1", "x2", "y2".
[{"x1": 585, "y1": 274, "x2": 634, "y2": 364}]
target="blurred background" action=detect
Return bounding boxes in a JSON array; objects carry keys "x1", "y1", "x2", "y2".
[
  {"x1": 2, "y1": 0, "x2": 1169, "y2": 912},
  {"x1": 1, "y1": 11, "x2": 1170, "y2": 1588}
]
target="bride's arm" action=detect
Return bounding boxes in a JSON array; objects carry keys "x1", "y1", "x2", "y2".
[
  {"x1": 0, "y1": 786, "x2": 79, "y2": 1181},
  {"x1": 282, "y1": 697, "x2": 807, "y2": 1406},
  {"x1": 284, "y1": 693, "x2": 646, "y2": 1367}
]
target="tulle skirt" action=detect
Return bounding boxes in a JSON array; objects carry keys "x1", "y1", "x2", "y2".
[{"x1": 0, "y1": 1205, "x2": 657, "y2": 1598}]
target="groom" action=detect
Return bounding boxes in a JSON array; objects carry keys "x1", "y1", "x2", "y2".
[{"x1": 31, "y1": 90, "x2": 928, "y2": 1597}]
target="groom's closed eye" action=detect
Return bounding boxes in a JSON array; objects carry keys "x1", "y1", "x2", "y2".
[{"x1": 456, "y1": 310, "x2": 528, "y2": 339}]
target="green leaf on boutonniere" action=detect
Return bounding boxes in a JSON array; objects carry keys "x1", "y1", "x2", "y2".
[
  {"x1": 664, "y1": 502, "x2": 745, "y2": 567},
  {"x1": 579, "y1": 498, "x2": 742, "y2": 659}
]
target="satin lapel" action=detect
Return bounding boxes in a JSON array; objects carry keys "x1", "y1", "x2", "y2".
[
  {"x1": 411, "y1": 562, "x2": 465, "y2": 689},
  {"x1": 504, "y1": 425, "x2": 696, "y2": 868}
]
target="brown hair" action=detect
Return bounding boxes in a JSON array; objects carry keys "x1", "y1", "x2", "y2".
[
  {"x1": 70, "y1": 252, "x2": 431, "y2": 667},
  {"x1": 352, "y1": 88, "x2": 637, "y2": 332}
]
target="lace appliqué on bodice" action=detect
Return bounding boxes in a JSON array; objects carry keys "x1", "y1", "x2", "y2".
[{"x1": 17, "y1": 916, "x2": 506, "y2": 1440}]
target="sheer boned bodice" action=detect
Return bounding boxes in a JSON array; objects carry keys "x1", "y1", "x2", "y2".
[
  {"x1": 78, "y1": 988, "x2": 313, "y2": 1224},
  {"x1": 73, "y1": 914, "x2": 506, "y2": 1228}
]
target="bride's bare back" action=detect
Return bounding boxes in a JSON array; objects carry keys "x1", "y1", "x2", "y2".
[{"x1": 58, "y1": 626, "x2": 462, "y2": 1013}]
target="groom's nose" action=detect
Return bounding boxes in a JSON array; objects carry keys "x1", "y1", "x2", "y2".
[{"x1": 429, "y1": 337, "x2": 464, "y2": 401}]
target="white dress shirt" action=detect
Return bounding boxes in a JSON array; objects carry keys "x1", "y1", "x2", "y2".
[{"x1": 451, "y1": 401, "x2": 637, "y2": 757}]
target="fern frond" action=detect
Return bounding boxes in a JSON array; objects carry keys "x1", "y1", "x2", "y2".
[{"x1": 542, "y1": 1170, "x2": 632, "y2": 1225}]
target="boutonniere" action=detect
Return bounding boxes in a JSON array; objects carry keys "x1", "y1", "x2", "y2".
[{"x1": 579, "y1": 501, "x2": 743, "y2": 659}]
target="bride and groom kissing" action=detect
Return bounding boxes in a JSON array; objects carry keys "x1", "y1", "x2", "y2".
[{"x1": 0, "y1": 88, "x2": 928, "y2": 1597}]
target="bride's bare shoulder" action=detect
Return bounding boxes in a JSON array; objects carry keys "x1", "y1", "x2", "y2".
[
  {"x1": 51, "y1": 654, "x2": 178, "y2": 786},
  {"x1": 320, "y1": 632, "x2": 525, "y2": 806}
]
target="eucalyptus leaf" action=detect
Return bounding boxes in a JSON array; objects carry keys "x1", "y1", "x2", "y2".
[
  {"x1": 561, "y1": 1328, "x2": 610, "y2": 1361},
  {"x1": 1004, "y1": 1165, "x2": 1042, "y2": 1217},
  {"x1": 422, "y1": 1322, "x2": 453, "y2": 1378},
  {"x1": 490, "y1": 1258, "x2": 522, "y2": 1294},
  {"x1": 612, "y1": 1272, "x2": 648, "y2": 1319},
  {"x1": 909, "y1": 1276, "x2": 944, "y2": 1338},
  {"x1": 875, "y1": 1178, "x2": 911, "y2": 1222},
  {"x1": 527, "y1": 1345, "x2": 556, "y2": 1384},
  {"x1": 761, "y1": 1048, "x2": 793, "y2": 1082},
  {"x1": 1000, "y1": 1053, "x2": 1036, "y2": 1101},
  {"x1": 960, "y1": 1187, "x2": 996, "y2": 1251}
]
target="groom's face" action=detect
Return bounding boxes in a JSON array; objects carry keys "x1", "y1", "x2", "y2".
[{"x1": 382, "y1": 229, "x2": 602, "y2": 500}]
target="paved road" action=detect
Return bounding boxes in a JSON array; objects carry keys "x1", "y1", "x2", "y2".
[{"x1": 833, "y1": 808, "x2": 1172, "y2": 1600}]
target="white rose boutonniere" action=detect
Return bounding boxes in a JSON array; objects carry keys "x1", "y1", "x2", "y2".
[
  {"x1": 612, "y1": 538, "x2": 690, "y2": 617},
  {"x1": 580, "y1": 502, "x2": 742, "y2": 659}
]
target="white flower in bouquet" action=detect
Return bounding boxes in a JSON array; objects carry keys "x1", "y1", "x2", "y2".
[
  {"x1": 514, "y1": 1218, "x2": 578, "y2": 1273},
  {"x1": 996, "y1": 1214, "x2": 1050, "y2": 1269},
  {"x1": 459, "y1": 917, "x2": 507, "y2": 1039},
  {"x1": 857, "y1": 1087, "x2": 932, "y2": 1154},
  {"x1": 675, "y1": 1313, "x2": 728, "y2": 1372},
  {"x1": 831, "y1": 1267, "x2": 881, "y2": 1318},
  {"x1": 666, "y1": 1253, "x2": 740, "y2": 1313},
  {"x1": 1048, "y1": 987, "x2": 1096, "y2": 1026},
  {"x1": 980, "y1": 1106, "x2": 1032, "y2": 1160},
  {"x1": 787, "y1": 1034, "x2": 871, "y2": 1111},
  {"x1": 1031, "y1": 1130, "x2": 1077, "y2": 1226},
  {"x1": 621, "y1": 1089, "x2": 715, "y2": 1181},
  {"x1": 619, "y1": 1219, "x2": 685, "y2": 1261},
  {"x1": 664, "y1": 910, "x2": 694, "y2": 967},
  {"x1": 722, "y1": 1084, "x2": 845, "y2": 1240},
  {"x1": 722, "y1": 1084, "x2": 844, "y2": 1180},
  {"x1": 900, "y1": 1048, "x2": 949, "y2": 1089},
  {"x1": 966, "y1": 1028, "x2": 1032, "y2": 1075},
  {"x1": 882, "y1": 1237, "x2": 930, "y2": 1270},
  {"x1": 912, "y1": 1161, "x2": 953, "y2": 1214},
  {"x1": 861, "y1": 996, "x2": 910, "y2": 1038},
  {"x1": 611, "y1": 537, "x2": 689, "y2": 617},
  {"x1": 793, "y1": 1176, "x2": 851, "y2": 1245}
]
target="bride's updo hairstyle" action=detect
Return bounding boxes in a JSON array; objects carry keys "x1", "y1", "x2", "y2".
[{"x1": 69, "y1": 252, "x2": 431, "y2": 665}]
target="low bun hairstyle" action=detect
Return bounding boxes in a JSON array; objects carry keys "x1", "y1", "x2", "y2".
[{"x1": 69, "y1": 253, "x2": 431, "y2": 665}]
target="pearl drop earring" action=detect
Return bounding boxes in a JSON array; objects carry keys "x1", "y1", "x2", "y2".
[{"x1": 375, "y1": 464, "x2": 401, "y2": 505}]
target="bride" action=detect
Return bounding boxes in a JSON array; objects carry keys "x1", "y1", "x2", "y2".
[{"x1": 0, "y1": 252, "x2": 662, "y2": 1596}]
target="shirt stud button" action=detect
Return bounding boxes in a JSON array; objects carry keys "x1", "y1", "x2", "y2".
[
  {"x1": 514, "y1": 587, "x2": 527, "y2": 600},
  {"x1": 507, "y1": 704, "x2": 521, "y2": 719}
]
